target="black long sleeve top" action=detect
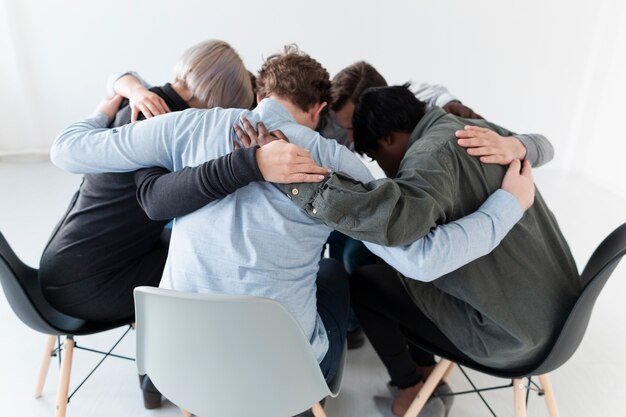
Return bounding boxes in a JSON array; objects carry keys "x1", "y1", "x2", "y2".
[{"x1": 39, "y1": 84, "x2": 262, "y2": 287}]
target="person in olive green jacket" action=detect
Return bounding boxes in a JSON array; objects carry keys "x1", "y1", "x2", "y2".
[{"x1": 282, "y1": 84, "x2": 580, "y2": 416}]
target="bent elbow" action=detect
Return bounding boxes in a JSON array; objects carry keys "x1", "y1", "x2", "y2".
[
  {"x1": 49, "y1": 142, "x2": 72, "y2": 172},
  {"x1": 50, "y1": 134, "x2": 81, "y2": 173},
  {"x1": 393, "y1": 255, "x2": 440, "y2": 282},
  {"x1": 135, "y1": 196, "x2": 169, "y2": 221},
  {"x1": 143, "y1": 207, "x2": 168, "y2": 222},
  {"x1": 399, "y1": 266, "x2": 439, "y2": 283}
]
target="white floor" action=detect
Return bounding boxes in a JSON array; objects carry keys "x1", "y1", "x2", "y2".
[{"x1": 0, "y1": 159, "x2": 624, "y2": 417}]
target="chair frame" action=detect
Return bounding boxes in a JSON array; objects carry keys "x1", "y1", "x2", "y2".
[
  {"x1": 0, "y1": 230, "x2": 135, "y2": 417},
  {"x1": 405, "y1": 360, "x2": 559, "y2": 417},
  {"x1": 34, "y1": 329, "x2": 135, "y2": 416}
]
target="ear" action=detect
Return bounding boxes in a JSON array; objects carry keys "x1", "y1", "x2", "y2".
[
  {"x1": 310, "y1": 101, "x2": 328, "y2": 126},
  {"x1": 256, "y1": 92, "x2": 263, "y2": 104},
  {"x1": 377, "y1": 135, "x2": 393, "y2": 148}
]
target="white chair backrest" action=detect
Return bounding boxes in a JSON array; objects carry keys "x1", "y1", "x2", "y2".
[{"x1": 134, "y1": 286, "x2": 334, "y2": 417}]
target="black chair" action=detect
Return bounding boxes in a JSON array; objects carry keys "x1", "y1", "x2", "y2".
[
  {"x1": 404, "y1": 223, "x2": 626, "y2": 417},
  {"x1": 0, "y1": 231, "x2": 134, "y2": 417}
]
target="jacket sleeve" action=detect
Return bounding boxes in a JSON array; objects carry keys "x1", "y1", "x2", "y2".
[
  {"x1": 134, "y1": 146, "x2": 263, "y2": 220},
  {"x1": 513, "y1": 133, "x2": 555, "y2": 167},
  {"x1": 283, "y1": 147, "x2": 458, "y2": 247}
]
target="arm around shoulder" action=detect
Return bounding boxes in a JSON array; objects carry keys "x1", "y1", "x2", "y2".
[
  {"x1": 365, "y1": 189, "x2": 524, "y2": 281},
  {"x1": 134, "y1": 147, "x2": 263, "y2": 220}
]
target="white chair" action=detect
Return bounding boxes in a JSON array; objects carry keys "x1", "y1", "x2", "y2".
[{"x1": 134, "y1": 286, "x2": 345, "y2": 417}]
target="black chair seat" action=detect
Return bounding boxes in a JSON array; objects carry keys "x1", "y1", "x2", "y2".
[{"x1": 0, "y1": 231, "x2": 132, "y2": 336}]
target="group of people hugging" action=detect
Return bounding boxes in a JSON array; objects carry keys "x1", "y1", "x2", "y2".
[{"x1": 40, "y1": 39, "x2": 580, "y2": 417}]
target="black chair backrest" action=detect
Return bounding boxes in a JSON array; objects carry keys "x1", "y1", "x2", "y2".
[
  {"x1": 532, "y1": 223, "x2": 626, "y2": 375},
  {"x1": 0, "y1": 231, "x2": 85, "y2": 335},
  {"x1": 401, "y1": 223, "x2": 626, "y2": 379}
]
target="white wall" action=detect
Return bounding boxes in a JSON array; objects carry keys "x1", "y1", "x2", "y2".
[{"x1": 0, "y1": 0, "x2": 624, "y2": 195}]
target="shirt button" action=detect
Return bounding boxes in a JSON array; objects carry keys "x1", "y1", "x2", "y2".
[
  {"x1": 312, "y1": 208, "x2": 317, "y2": 215},
  {"x1": 291, "y1": 188, "x2": 299, "y2": 195}
]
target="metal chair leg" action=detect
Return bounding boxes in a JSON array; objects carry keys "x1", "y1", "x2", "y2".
[
  {"x1": 34, "y1": 335, "x2": 57, "y2": 398},
  {"x1": 404, "y1": 359, "x2": 452, "y2": 417},
  {"x1": 55, "y1": 336, "x2": 74, "y2": 417}
]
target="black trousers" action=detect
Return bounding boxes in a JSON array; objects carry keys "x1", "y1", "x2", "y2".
[{"x1": 350, "y1": 264, "x2": 470, "y2": 388}]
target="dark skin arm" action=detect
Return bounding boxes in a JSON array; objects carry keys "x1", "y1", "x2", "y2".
[{"x1": 442, "y1": 100, "x2": 482, "y2": 119}]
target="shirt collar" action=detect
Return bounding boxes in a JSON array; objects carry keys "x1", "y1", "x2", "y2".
[
  {"x1": 160, "y1": 83, "x2": 189, "y2": 112},
  {"x1": 409, "y1": 107, "x2": 448, "y2": 146},
  {"x1": 254, "y1": 98, "x2": 297, "y2": 124}
]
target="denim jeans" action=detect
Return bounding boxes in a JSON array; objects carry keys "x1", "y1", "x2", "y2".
[
  {"x1": 316, "y1": 258, "x2": 350, "y2": 383},
  {"x1": 326, "y1": 231, "x2": 382, "y2": 331}
]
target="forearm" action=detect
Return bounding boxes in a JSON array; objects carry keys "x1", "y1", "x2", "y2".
[
  {"x1": 364, "y1": 189, "x2": 523, "y2": 281},
  {"x1": 51, "y1": 112, "x2": 175, "y2": 174},
  {"x1": 106, "y1": 70, "x2": 150, "y2": 97},
  {"x1": 283, "y1": 172, "x2": 446, "y2": 247},
  {"x1": 135, "y1": 147, "x2": 263, "y2": 220},
  {"x1": 51, "y1": 112, "x2": 111, "y2": 172},
  {"x1": 514, "y1": 133, "x2": 554, "y2": 168}
]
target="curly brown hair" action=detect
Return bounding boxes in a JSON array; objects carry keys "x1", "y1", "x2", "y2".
[{"x1": 256, "y1": 45, "x2": 331, "y2": 112}]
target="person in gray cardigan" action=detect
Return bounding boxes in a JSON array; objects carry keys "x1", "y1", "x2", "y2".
[{"x1": 282, "y1": 84, "x2": 580, "y2": 416}]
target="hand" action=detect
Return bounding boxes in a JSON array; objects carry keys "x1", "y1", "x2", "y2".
[
  {"x1": 256, "y1": 140, "x2": 331, "y2": 183},
  {"x1": 456, "y1": 126, "x2": 527, "y2": 165},
  {"x1": 95, "y1": 95, "x2": 124, "y2": 120},
  {"x1": 129, "y1": 85, "x2": 171, "y2": 122},
  {"x1": 233, "y1": 115, "x2": 289, "y2": 148},
  {"x1": 443, "y1": 100, "x2": 482, "y2": 119},
  {"x1": 501, "y1": 159, "x2": 535, "y2": 211}
]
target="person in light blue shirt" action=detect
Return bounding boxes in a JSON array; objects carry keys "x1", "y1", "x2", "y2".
[{"x1": 51, "y1": 46, "x2": 534, "y2": 388}]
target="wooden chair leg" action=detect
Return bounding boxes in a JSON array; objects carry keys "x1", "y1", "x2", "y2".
[
  {"x1": 34, "y1": 335, "x2": 57, "y2": 398},
  {"x1": 442, "y1": 362, "x2": 456, "y2": 383},
  {"x1": 312, "y1": 402, "x2": 328, "y2": 417},
  {"x1": 404, "y1": 359, "x2": 452, "y2": 417},
  {"x1": 538, "y1": 374, "x2": 559, "y2": 417},
  {"x1": 55, "y1": 337, "x2": 74, "y2": 417},
  {"x1": 513, "y1": 378, "x2": 527, "y2": 417},
  {"x1": 180, "y1": 408, "x2": 193, "y2": 417}
]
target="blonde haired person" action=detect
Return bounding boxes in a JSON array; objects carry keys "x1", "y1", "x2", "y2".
[
  {"x1": 40, "y1": 40, "x2": 327, "y2": 409},
  {"x1": 109, "y1": 39, "x2": 254, "y2": 122}
]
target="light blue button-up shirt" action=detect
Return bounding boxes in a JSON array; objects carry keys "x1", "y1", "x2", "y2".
[{"x1": 52, "y1": 98, "x2": 522, "y2": 362}]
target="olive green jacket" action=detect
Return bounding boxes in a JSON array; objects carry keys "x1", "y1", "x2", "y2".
[{"x1": 282, "y1": 108, "x2": 580, "y2": 368}]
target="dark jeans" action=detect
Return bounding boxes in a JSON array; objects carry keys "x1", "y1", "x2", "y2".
[
  {"x1": 327, "y1": 231, "x2": 382, "y2": 275},
  {"x1": 351, "y1": 264, "x2": 470, "y2": 388},
  {"x1": 316, "y1": 258, "x2": 350, "y2": 384},
  {"x1": 326, "y1": 231, "x2": 382, "y2": 331}
]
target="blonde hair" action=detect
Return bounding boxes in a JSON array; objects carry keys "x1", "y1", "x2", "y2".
[{"x1": 174, "y1": 40, "x2": 253, "y2": 109}]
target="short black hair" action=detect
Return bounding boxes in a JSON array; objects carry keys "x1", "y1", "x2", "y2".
[{"x1": 353, "y1": 83, "x2": 426, "y2": 155}]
